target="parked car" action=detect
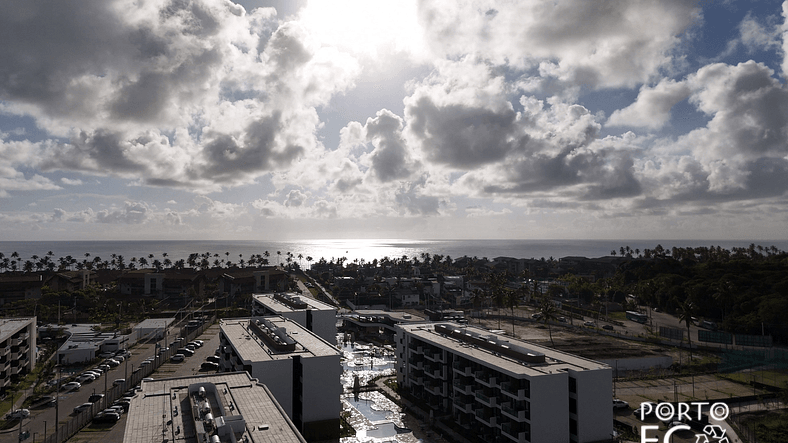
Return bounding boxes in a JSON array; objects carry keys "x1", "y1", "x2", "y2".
[
  {"x1": 583, "y1": 321, "x2": 596, "y2": 327},
  {"x1": 113, "y1": 355, "x2": 125, "y2": 362},
  {"x1": 602, "y1": 325, "x2": 615, "y2": 331},
  {"x1": 5, "y1": 409, "x2": 30, "y2": 420},
  {"x1": 193, "y1": 340, "x2": 204, "y2": 347},
  {"x1": 531, "y1": 313, "x2": 542, "y2": 320},
  {"x1": 113, "y1": 379, "x2": 126, "y2": 387},
  {"x1": 98, "y1": 364, "x2": 111, "y2": 372},
  {"x1": 77, "y1": 374, "x2": 95, "y2": 383},
  {"x1": 171, "y1": 354, "x2": 185, "y2": 363},
  {"x1": 73, "y1": 403, "x2": 93, "y2": 414},
  {"x1": 105, "y1": 359, "x2": 120, "y2": 367},
  {"x1": 177, "y1": 348, "x2": 194, "y2": 356},
  {"x1": 206, "y1": 355, "x2": 220, "y2": 364},
  {"x1": 93, "y1": 411, "x2": 121, "y2": 423},
  {"x1": 558, "y1": 316, "x2": 568, "y2": 323},
  {"x1": 89, "y1": 393, "x2": 105, "y2": 403},
  {"x1": 613, "y1": 399, "x2": 629, "y2": 409},
  {"x1": 62, "y1": 381, "x2": 81, "y2": 391},
  {"x1": 201, "y1": 361, "x2": 220, "y2": 371},
  {"x1": 99, "y1": 352, "x2": 115, "y2": 359},
  {"x1": 112, "y1": 399, "x2": 131, "y2": 412}
]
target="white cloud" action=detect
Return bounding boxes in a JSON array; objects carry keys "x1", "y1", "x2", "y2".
[
  {"x1": 61, "y1": 177, "x2": 83, "y2": 186},
  {"x1": 607, "y1": 80, "x2": 691, "y2": 129}
]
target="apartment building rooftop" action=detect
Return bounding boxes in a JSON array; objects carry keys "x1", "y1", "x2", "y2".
[
  {"x1": 0, "y1": 318, "x2": 34, "y2": 340},
  {"x1": 220, "y1": 317, "x2": 338, "y2": 362},
  {"x1": 253, "y1": 293, "x2": 334, "y2": 312},
  {"x1": 124, "y1": 372, "x2": 305, "y2": 443},
  {"x1": 401, "y1": 322, "x2": 609, "y2": 376}
]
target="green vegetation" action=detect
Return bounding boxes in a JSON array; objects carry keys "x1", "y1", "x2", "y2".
[{"x1": 739, "y1": 411, "x2": 788, "y2": 443}]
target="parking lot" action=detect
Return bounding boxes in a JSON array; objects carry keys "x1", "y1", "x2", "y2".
[{"x1": 2, "y1": 324, "x2": 221, "y2": 443}]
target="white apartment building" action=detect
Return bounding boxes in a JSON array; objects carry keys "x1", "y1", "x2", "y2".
[
  {"x1": 252, "y1": 293, "x2": 337, "y2": 344},
  {"x1": 396, "y1": 323, "x2": 613, "y2": 443},
  {"x1": 0, "y1": 317, "x2": 36, "y2": 391},
  {"x1": 123, "y1": 372, "x2": 306, "y2": 443},
  {"x1": 219, "y1": 316, "x2": 341, "y2": 440}
]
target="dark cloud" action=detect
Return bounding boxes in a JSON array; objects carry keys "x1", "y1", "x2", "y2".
[
  {"x1": 407, "y1": 95, "x2": 528, "y2": 168},
  {"x1": 365, "y1": 110, "x2": 416, "y2": 182}
]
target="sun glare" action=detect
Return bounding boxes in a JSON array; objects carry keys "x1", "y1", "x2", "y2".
[{"x1": 299, "y1": 0, "x2": 424, "y2": 57}]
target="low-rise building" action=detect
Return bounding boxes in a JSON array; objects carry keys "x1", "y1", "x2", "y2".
[
  {"x1": 133, "y1": 317, "x2": 175, "y2": 342},
  {"x1": 56, "y1": 324, "x2": 128, "y2": 365},
  {"x1": 0, "y1": 317, "x2": 36, "y2": 392},
  {"x1": 219, "y1": 316, "x2": 341, "y2": 440},
  {"x1": 123, "y1": 372, "x2": 306, "y2": 443},
  {"x1": 396, "y1": 322, "x2": 613, "y2": 443},
  {"x1": 252, "y1": 293, "x2": 336, "y2": 344}
]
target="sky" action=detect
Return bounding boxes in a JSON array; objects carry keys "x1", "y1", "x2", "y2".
[{"x1": 1, "y1": 0, "x2": 788, "y2": 241}]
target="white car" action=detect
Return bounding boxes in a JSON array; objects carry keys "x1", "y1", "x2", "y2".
[
  {"x1": 5, "y1": 409, "x2": 30, "y2": 420},
  {"x1": 612, "y1": 399, "x2": 629, "y2": 409},
  {"x1": 584, "y1": 321, "x2": 596, "y2": 327},
  {"x1": 77, "y1": 374, "x2": 95, "y2": 383},
  {"x1": 73, "y1": 403, "x2": 93, "y2": 414},
  {"x1": 62, "y1": 381, "x2": 81, "y2": 391}
]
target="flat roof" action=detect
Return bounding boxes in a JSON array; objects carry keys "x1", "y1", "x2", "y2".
[
  {"x1": 134, "y1": 318, "x2": 176, "y2": 329},
  {"x1": 399, "y1": 322, "x2": 609, "y2": 377},
  {"x1": 353, "y1": 310, "x2": 425, "y2": 323},
  {"x1": 253, "y1": 293, "x2": 335, "y2": 312},
  {"x1": 124, "y1": 372, "x2": 305, "y2": 443},
  {"x1": 0, "y1": 318, "x2": 33, "y2": 341},
  {"x1": 220, "y1": 317, "x2": 340, "y2": 363}
]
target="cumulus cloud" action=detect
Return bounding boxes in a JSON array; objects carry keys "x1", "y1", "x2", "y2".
[
  {"x1": 416, "y1": 0, "x2": 700, "y2": 88},
  {"x1": 607, "y1": 80, "x2": 691, "y2": 129},
  {"x1": 60, "y1": 177, "x2": 83, "y2": 186},
  {"x1": 0, "y1": 0, "x2": 360, "y2": 192},
  {"x1": 96, "y1": 201, "x2": 151, "y2": 224}
]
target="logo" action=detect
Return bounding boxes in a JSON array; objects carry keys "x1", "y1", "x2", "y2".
[{"x1": 639, "y1": 402, "x2": 730, "y2": 443}]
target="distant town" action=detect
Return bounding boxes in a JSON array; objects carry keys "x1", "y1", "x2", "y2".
[{"x1": 1, "y1": 244, "x2": 786, "y2": 443}]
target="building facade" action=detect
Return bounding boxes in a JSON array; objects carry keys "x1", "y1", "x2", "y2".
[
  {"x1": 0, "y1": 317, "x2": 36, "y2": 393},
  {"x1": 396, "y1": 323, "x2": 613, "y2": 443},
  {"x1": 252, "y1": 293, "x2": 337, "y2": 344},
  {"x1": 218, "y1": 316, "x2": 341, "y2": 440}
]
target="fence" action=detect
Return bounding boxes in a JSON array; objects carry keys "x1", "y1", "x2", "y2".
[{"x1": 40, "y1": 316, "x2": 216, "y2": 443}]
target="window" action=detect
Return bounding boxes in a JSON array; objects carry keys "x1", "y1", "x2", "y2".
[
  {"x1": 569, "y1": 417, "x2": 577, "y2": 436},
  {"x1": 569, "y1": 398, "x2": 576, "y2": 414},
  {"x1": 568, "y1": 376, "x2": 577, "y2": 394}
]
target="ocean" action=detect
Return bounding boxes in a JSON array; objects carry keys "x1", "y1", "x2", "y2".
[{"x1": 1, "y1": 239, "x2": 786, "y2": 267}]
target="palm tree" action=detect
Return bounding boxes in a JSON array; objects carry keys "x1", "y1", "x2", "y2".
[
  {"x1": 539, "y1": 296, "x2": 559, "y2": 346},
  {"x1": 677, "y1": 300, "x2": 696, "y2": 362},
  {"x1": 506, "y1": 290, "x2": 520, "y2": 336},
  {"x1": 471, "y1": 289, "x2": 487, "y2": 324}
]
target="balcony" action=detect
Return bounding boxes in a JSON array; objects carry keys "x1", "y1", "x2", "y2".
[
  {"x1": 475, "y1": 390, "x2": 496, "y2": 407},
  {"x1": 452, "y1": 360, "x2": 472, "y2": 375},
  {"x1": 425, "y1": 366, "x2": 443, "y2": 379},
  {"x1": 501, "y1": 386, "x2": 527, "y2": 401},
  {"x1": 501, "y1": 422, "x2": 525, "y2": 442},
  {"x1": 409, "y1": 360, "x2": 424, "y2": 371},
  {"x1": 454, "y1": 397, "x2": 474, "y2": 413},
  {"x1": 501, "y1": 404, "x2": 528, "y2": 421},
  {"x1": 424, "y1": 381, "x2": 443, "y2": 396},
  {"x1": 475, "y1": 370, "x2": 497, "y2": 387},
  {"x1": 424, "y1": 349, "x2": 443, "y2": 363},
  {"x1": 0, "y1": 347, "x2": 8, "y2": 357},
  {"x1": 453, "y1": 379, "x2": 474, "y2": 395},
  {"x1": 474, "y1": 408, "x2": 497, "y2": 427},
  {"x1": 408, "y1": 344, "x2": 424, "y2": 354},
  {"x1": 408, "y1": 374, "x2": 424, "y2": 386}
]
